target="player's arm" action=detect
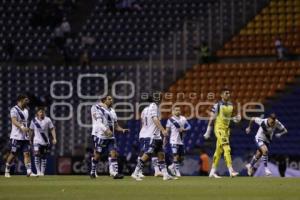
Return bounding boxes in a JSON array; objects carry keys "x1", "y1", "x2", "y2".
[
  {"x1": 11, "y1": 117, "x2": 29, "y2": 133},
  {"x1": 29, "y1": 121, "x2": 35, "y2": 142},
  {"x1": 115, "y1": 122, "x2": 129, "y2": 134},
  {"x1": 183, "y1": 120, "x2": 191, "y2": 132},
  {"x1": 152, "y1": 117, "x2": 167, "y2": 136},
  {"x1": 232, "y1": 104, "x2": 241, "y2": 123},
  {"x1": 50, "y1": 128, "x2": 57, "y2": 144},
  {"x1": 246, "y1": 117, "x2": 261, "y2": 134},
  {"x1": 275, "y1": 128, "x2": 288, "y2": 138},
  {"x1": 275, "y1": 122, "x2": 288, "y2": 138},
  {"x1": 203, "y1": 111, "x2": 214, "y2": 139},
  {"x1": 204, "y1": 103, "x2": 219, "y2": 139}
]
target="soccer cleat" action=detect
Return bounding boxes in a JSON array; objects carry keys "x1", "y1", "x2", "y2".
[
  {"x1": 90, "y1": 173, "x2": 97, "y2": 179},
  {"x1": 175, "y1": 170, "x2": 181, "y2": 177},
  {"x1": 4, "y1": 172, "x2": 11, "y2": 178},
  {"x1": 39, "y1": 172, "x2": 45, "y2": 176},
  {"x1": 163, "y1": 174, "x2": 176, "y2": 181},
  {"x1": 154, "y1": 171, "x2": 163, "y2": 177},
  {"x1": 209, "y1": 173, "x2": 222, "y2": 178},
  {"x1": 138, "y1": 172, "x2": 145, "y2": 178},
  {"x1": 246, "y1": 164, "x2": 254, "y2": 176},
  {"x1": 167, "y1": 165, "x2": 176, "y2": 176},
  {"x1": 113, "y1": 173, "x2": 124, "y2": 179},
  {"x1": 230, "y1": 171, "x2": 239, "y2": 177},
  {"x1": 27, "y1": 172, "x2": 38, "y2": 177},
  {"x1": 131, "y1": 173, "x2": 143, "y2": 181},
  {"x1": 265, "y1": 168, "x2": 272, "y2": 176}
]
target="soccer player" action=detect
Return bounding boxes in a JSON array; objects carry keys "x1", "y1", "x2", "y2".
[
  {"x1": 5, "y1": 94, "x2": 35, "y2": 177},
  {"x1": 203, "y1": 88, "x2": 241, "y2": 178},
  {"x1": 245, "y1": 113, "x2": 287, "y2": 176},
  {"x1": 166, "y1": 106, "x2": 191, "y2": 177},
  {"x1": 131, "y1": 95, "x2": 174, "y2": 181},
  {"x1": 139, "y1": 106, "x2": 162, "y2": 177},
  {"x1": 29, "y1": 107, "x2": 57, "y2": 176},
  {"x1": 90, "y1": 95, "x2": 129, "y2": 179}
]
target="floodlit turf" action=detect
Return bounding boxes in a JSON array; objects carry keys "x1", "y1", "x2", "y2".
[{"x1": 0, "y1": 176, "x2": 300, "y2": 200}]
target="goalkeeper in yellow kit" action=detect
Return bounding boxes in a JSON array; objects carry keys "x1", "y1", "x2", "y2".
[{"x1": 203, "y1": 88, "x2": 241, "y2": 178}]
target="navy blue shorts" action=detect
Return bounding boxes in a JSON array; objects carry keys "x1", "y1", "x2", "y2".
[
  {"x1": 33, "y1": 144, "x2": 50, "y2": 155},
  {"x1": 10, "y1": 139, "x2": 31, "y2": 153},
  {"x1": 142, "y1": 138, "x2": 163, "y2": 155},
  {"x1": 171, "y1": 144, "x2": 185, "y2": 156},
  {"x1": 92, "y1": 136, "x2": 117, "y2": 154}
]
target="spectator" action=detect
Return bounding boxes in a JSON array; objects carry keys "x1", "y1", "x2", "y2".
[
  {"x1": 60, "y1": 17, "x2": 71, "y2": 37},
  {"x1": 63, "y1": 37, "x2": 73, "y2": 65},
  {"x1": 199, "y1": 149, "x2": 210, "y2": 176},
  {"x1": 116, "y1": 0, "x2": 142, "y2": 11},
  {"x1": 195, "y1": 42, "x2": 210, "y2": 63},
  {"x1": 275, "y1": 37, "x2": 287, "y2": 61},
  {"x1": 53, "y1": 26, "x2": 64, "y2": 50},
  {"x1": 80, "y1": 50, "x2": 91, "y2": 67}
]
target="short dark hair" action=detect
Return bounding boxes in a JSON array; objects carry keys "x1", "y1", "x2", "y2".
[
  {"x1": 101, "y1": 95, "x2": 111, "y2": 102},
  {"x1": 269, "y1": 113, "x2": 277, "y2": 120},
  {"x1": 17, "y1": 94, "x2": 28, "y2": 102},
  {"x1": 221, "y1": 88, "x2": 230, "y2": 94}
]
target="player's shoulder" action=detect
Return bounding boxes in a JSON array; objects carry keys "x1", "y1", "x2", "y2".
[
  {"x1": 45, "y1": 116, "x2": 53, "y2": 122},
  {"x1": 180, "y1": 115, "x2": 187, "y2": 121},
  {"x1": 10, "y1": 105, "x2": 18, "y2": 111},
  {"x1": 110, "y1": 108, "x2": 117, "y2": 114},
  {"x1": 275, "y1": 119, "x2": 284, "y2": 126}
]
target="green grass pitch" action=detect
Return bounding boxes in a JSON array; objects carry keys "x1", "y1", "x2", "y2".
[{"x1": 1, "y1": 176, "x2": 300, "y2": 200}]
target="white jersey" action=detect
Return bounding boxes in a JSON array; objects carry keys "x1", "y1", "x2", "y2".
[
  {"x1": 10, "y1": 105, "x2": 29, "y2": 140},
  {"x1": 30, "y1": 117, "x2": 54, "y2": 145},
  {"x1": 139, "y1": 103, "x2": 161, "y2": 140},
  {"x1": 254, "y1": 117, "x2": 285, "y2": 143},
  {"x1": 91, "y1": 104, "x2": 117, "y2": 139},
  {"x1": 166, "y1": 115, "x2": 190, "y2": 145}
]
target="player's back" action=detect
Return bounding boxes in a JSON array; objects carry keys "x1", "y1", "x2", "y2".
[{"x1": 139, "y1": 103, "x2": 160, "y2": 139}]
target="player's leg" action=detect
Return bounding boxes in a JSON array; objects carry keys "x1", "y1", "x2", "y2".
[
  {"x1": 156, "y1": 140, "x2": 175, "y2": 180},
  {"x1": 168, "y1": 144, "x2": 178, "y2": 176},
  {"x1": 174, "y1": 145, "x2": 185, "y2": 177},
  {"x1": 23, "y1": 141, "x2": 35, "y2": 177},
  {"x1": 40, "y1": 145, "x2": 49, "y2": 176},
  {"x1": 220, "y1": 129, "x2": 238, "y2": 177},
  {"x1": 222, "y1": 143, "x2": 238, "y2": 177},
  {"x1": 109, "y1": 141, "x2": 123, "y2": 179},
  {"x1": 250, "y1": 149, "x2": 262, "y2": 168},
  {"x1": 168, "y1": 144, "x2": 181, "y2": 177},
  {"x1": 246, "y1": 149, "x2": 262, "y2": 176},
  {"x1": 34, "y1": 144, "x2": 41, "y2": 176},
  {"x1": 209, "y1": 135, "x2": 223, "y2": 178},
  {"x1": 260, "y1": 144, "x2": 272, "y2": 176},
  {"x1": 137, "y1": 138, "x2": 145, "y2": 177},
  {"x1": 90, "y1": 136, "x2": 102, "y2": 178},
  {"x1": 152, "y1": 156, "x2": 162, "y2": 177},
  {"x1": 5, "y1": 139, "x2": 18, "y2": 177},
  {"x1": 131, "y1": 138, "x2": 151, "y2": 180}
]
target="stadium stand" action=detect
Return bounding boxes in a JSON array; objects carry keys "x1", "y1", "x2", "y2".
[{"x1": 217, "y1": 0, "x2": 300, "y2": 57}]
